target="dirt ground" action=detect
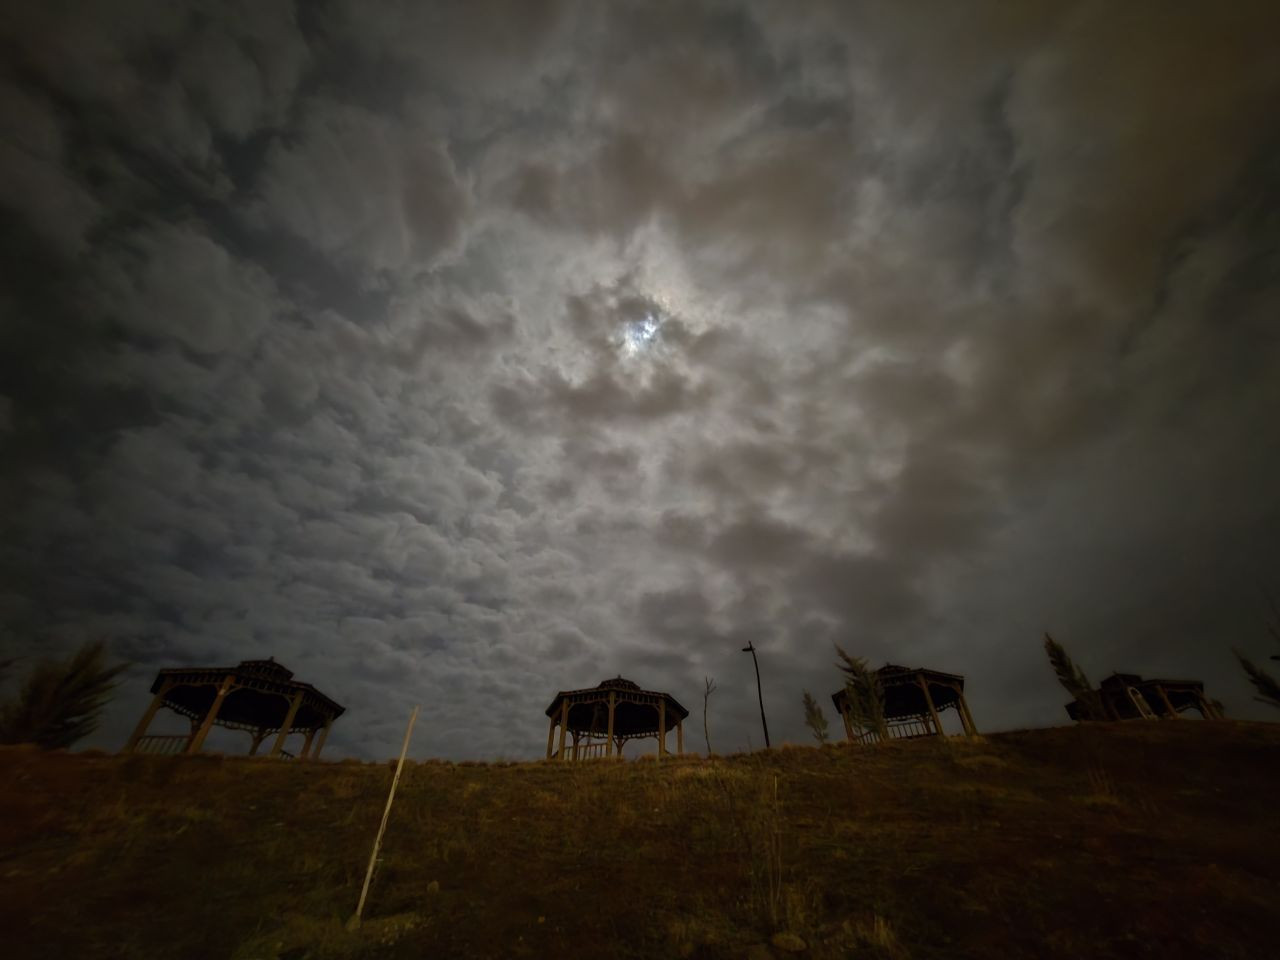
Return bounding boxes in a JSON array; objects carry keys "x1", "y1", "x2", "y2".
[{"x1": 2, "y1": 720, "x2": 1278, "y2": 959}]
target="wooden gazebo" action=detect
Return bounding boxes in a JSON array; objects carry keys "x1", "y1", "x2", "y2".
[
  {"x1": 1066, "y1": 673, "x2": 1224, "y2": 721},
  {"x1": 832, "y1": 664, "x2": 977, "y2": 743},
  {"x1": 545, "y1": 676, "x2": 689, "y2": 760},
  {"x1": 123, "y1": 658, "x2": 345, "y2": 759}
]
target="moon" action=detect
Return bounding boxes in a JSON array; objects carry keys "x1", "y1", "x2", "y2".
[{"x1": 622, "y1": 311, "x2": 661, "y2": 356}]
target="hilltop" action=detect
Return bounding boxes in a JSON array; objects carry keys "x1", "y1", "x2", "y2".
[{"x1": 3, "y1": 721, "x2": 1278, "y2": 960}]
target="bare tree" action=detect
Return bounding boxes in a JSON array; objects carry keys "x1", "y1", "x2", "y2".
[
  {"x1": 801, "y1": 690, "x2": 829, "y2": 744},
  {"x1": 833, "y1": 643, "x2": 887, "y2": 741},
  {"x1": 1043, "y1": 633, "x2": 1105, "y2": 720},
  {"x1": 703, "y1": 676, "x2": 717, "y2": 755},
  {"x1": 0, "y1": 640, "x2": 127, "y2": 749}
]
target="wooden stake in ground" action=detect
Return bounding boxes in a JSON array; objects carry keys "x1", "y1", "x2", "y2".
[
  {"x1": 349, "y1": 705, "x2": 419, "y2": 930},
  {"x1": 703, "y1": 676, "x2": 716, "y2": 756}
]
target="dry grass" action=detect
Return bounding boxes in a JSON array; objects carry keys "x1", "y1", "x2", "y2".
[{"x1": 2, "y1": 722, "x2": 1280, "y2": 959}]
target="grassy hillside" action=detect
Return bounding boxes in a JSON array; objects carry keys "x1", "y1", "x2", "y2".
[{"x1": 3, "y1": 721, "x2": 1278, "y2": 960}]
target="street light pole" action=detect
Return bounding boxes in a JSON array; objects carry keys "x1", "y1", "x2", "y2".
[{"x1": 741, "y1": 640, "x2": 771, "y2": 749}]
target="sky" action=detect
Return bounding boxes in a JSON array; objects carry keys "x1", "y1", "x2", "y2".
[{"x1": 1, "y1": 1, "x2": 1278, "y2": 761}]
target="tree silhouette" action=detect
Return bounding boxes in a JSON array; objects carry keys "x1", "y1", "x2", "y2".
[
  {"x1": 801, "y1": 689, "x2": 829, "y2": 744},
  {"x1": 1235, "y1": 653, "x2": 1280, "y2": 710},
  {"x1": 1043, "y1": 633, "x2": 1105, "y2": 720},
  {"x1": 1233, "y1": 587, "x2": 1280, "y2": 711},
  {"x1": 833, "y1": 643, "x2": 887, "y2": 741},
  {"x1": 0, "y1": 641, "x2": 127, "y2": 749}
]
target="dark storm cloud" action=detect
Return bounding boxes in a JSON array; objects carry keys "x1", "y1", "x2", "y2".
[
  {"x1": 252, "y1": 98, "x2": 473, "y2": 276},
  {"x1": 2, "y1": 0, "x2": 1278, "y2": 761}
]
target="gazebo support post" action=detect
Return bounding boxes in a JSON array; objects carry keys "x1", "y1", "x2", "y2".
[
  {"x1": 918, "y1": 677, "x2": 943, "y2": 737},
  {"x1": 1155, "y1": 685, "x2": 1178, "y2": 719},
  {"x1": 189, "y1": 675, "x2": 236, "y2": 754},
  {"x1": 571, "y1": 730, "x2": 581, "y2": 761},
  {"x1": 270, "y1": 691, "x2": 305, "y2": 758},
  {"x1": 300, "y1": 727, "x2": 317, "y2": 759},
  {"x1": 956, "y1": 687, "x2": 978, "y2": 737},
  {"x1": 312, "y1": 720, "x2": 333, "y2": 759},
  {"x1": 557, "y1": 700, "x2": 569, "y2": 761},
  {"x1": 677, "y1": 719, "x2": 683, "y2": 755},
  {"x1": 125, "y1": 680, "x2": 174, "y2": 752},
  {"x1": 248, "y1": 728, "x2": 270, "y2": 756},
  {"x1": 658, "y1": 698, "x2": 667, "y2": 759},
  {"x1": 606, "y1": 692, "x2": 616, "y2": 758},
  {"x1": 841, "y1": 704, "x2": 854, "y2": 743},
  {"x1": 546, "y1": 713, "x2": 557, "y2": 760}
]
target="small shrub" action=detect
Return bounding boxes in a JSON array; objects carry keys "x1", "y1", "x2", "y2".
[
  {"x1": 833, "y1": 644, "x2": 888, "y2": 741},
  {"x1": 0, "y1": 641, "x2": 127, "y2": 749},
  {"x1": 801, "y1": 690, "x2": 830, "y2": 745}
]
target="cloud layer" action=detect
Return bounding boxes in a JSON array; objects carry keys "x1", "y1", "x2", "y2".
[{"x1": 2, "y1": 0, "x2": 1278, "y2": 759}]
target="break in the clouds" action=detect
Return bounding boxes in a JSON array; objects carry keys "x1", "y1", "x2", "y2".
[{"x1": 1, "y1": 1, "x2": 1278, "y2": 760}]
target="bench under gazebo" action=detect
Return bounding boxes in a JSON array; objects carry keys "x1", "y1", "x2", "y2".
[
  {"x1": 123, "y1": 658, "x2": 345, "y2": 758},
  {"x1": 545, "y1": 676, "x2": 689, "y2": 760},
  {"x1": 832, "y1": 664, "x2": 977, "y2": 743}
]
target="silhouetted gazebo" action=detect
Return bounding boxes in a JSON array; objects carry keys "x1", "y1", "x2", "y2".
[
  {"x1": 1066, "y1": 673, "x2": 1224, "y2": 721},
  {"x1": 545, "y1": 676, "x2": 689, "y2": 760},
  {"x1": 123, "y1": 658, "x2": 345, "y2": 759},
  {"x1": 832, "y1": 664, "x2": 977, "y2": 743}
]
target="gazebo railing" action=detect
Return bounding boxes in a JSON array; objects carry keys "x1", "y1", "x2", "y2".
[
  {"x1": 555, "y1": 741, "x2": 611, "y2": 760},
  {"x1": 850, "y1": 715, "x2": 938, "y2": 744},
  {"x1": 888, "y1": 717, "x2": 936, "y2": 739},
  {"x1": 133, "y1": 734, "x2": 190, "y2": 755}
]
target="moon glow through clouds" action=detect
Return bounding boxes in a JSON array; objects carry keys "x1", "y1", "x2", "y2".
[{"x1": 622, "y1": 311, "x2": 662, "y2": 356}]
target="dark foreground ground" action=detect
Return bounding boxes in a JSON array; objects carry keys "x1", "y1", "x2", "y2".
[{"x1": 2, "y1": 721, "x2": 1279, "y2": 960}]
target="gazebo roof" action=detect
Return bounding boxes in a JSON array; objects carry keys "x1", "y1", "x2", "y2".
[
  {"x1": 831, "y1": 664, "x2": 967, "y2": 721},
  {"x1": 150, "y1": 658, "x2": 345, "y2": 733},
  {"x1": 1097, "y1": 673, "x2": 1142, "y2": 689},
  {"x1": 545, "y1": 676, "x2": 689, "y2": 739},
  {"x1": 595, "y1": 676, "x2": 641, "y2": 692}
]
